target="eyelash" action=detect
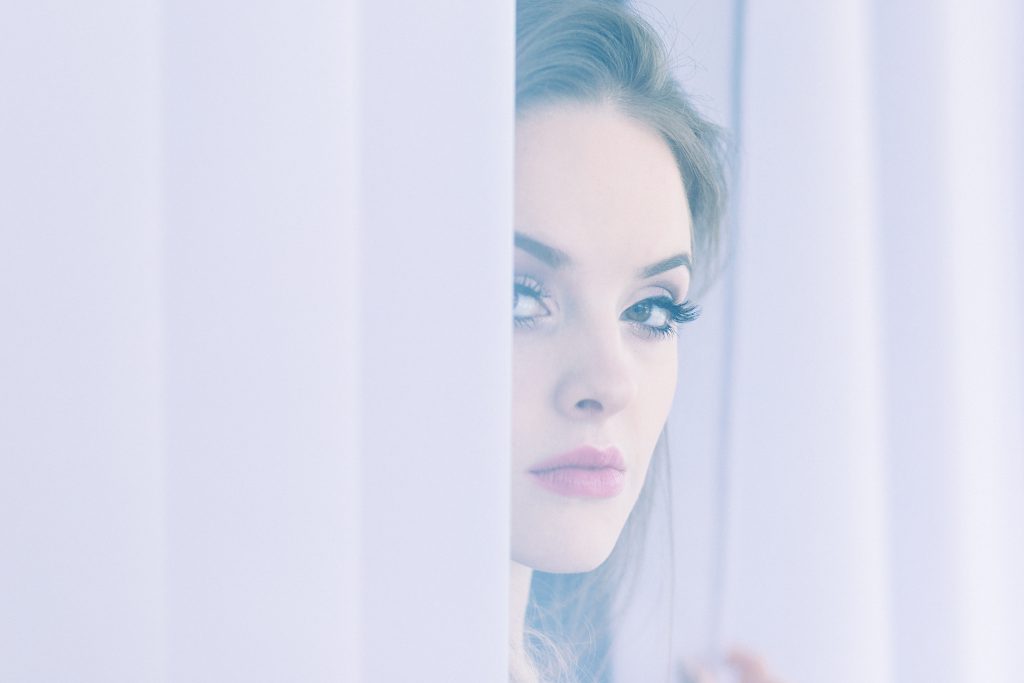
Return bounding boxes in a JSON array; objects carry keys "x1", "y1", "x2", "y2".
[
  {"x1": 513, "y1": 276, "x2": 700, "y2": 338},
  {"x1": 627, "y1": 296, "x2": 701, "y2": 339},
  {"x1": 513, "y1": 276, "x2": 550, "y2": 329}
]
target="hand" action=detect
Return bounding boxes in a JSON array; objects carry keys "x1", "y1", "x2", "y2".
[{"x1": 677, "y1": 647, "x2": 787, "y2": 683}]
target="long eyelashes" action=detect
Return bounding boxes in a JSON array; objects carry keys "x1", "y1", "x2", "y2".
[
  {"x1": 513, "y1": 276, "x2": 699, "y2": 338},
  {"x1": 670, "y1": 300, "x2": 701, "y2": 324},
  {"x1": 624, "y1": 296, "x2": 700, "y2": 339},
  {"x1": 513, "y1": 276, "x2": 550, "y2": 328}
]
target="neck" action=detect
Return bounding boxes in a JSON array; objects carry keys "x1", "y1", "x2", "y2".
[{"x1": 509, "y1": 560, "x2": 537, "y2": 682}]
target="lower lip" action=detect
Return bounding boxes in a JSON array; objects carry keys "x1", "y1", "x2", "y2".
[{"x1": 530, "y1": 467, "x2": 625, "y2": 498}]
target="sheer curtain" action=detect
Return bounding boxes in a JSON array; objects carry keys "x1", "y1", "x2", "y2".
[
  {"x1": 1, "y1": 1, "x2": 512, "y2": 682},
  {"x1": 622, "y1": 1, "x2": 1024, "y2": 682},
  {"x1": 4, "y1": 1, "x2": 1021, "y2": 682}
]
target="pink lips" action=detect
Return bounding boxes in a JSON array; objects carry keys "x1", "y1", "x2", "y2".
[{"x1": 529, "y1": 445, "x2": 626, "y2": 498}]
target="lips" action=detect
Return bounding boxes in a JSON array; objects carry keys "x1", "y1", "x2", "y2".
[{"x1": 528, "y1": 445, "x2": 626, "y2": 498}]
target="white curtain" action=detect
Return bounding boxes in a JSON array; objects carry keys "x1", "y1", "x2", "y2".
[
  {"x1": 621, "y1": 1, "x2": 1024, "y2": 682},
  {"x1": 3, "y1": 1, "x2": 1021, "y2": 682},
  {"x1": 1, "y1": 1, "x2": 512, "y2": 682}
]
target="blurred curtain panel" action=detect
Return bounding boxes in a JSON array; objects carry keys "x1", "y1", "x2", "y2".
[
  {"x1": 0, "y1": 3, "x2": 166, "y2": 681},
  {"x1": 621, "y1": 1, "x2": 1024, "y2": 683},
  {"x1": 1, "y1": 1, "x2": 513, "y2": 682},
  {"x1": 728, "y1": 1, "x2": 1024, "y2": 681}
]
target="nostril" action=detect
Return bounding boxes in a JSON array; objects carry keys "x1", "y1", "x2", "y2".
[{"x1": 575, "y1": 398, "x2": 603, "y2": 412}]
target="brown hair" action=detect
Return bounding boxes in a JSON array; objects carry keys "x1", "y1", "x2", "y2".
[
  {"x1": 517, "y1": 0, "x2": 728, "y2": 285},
  {"x1": 516, "y1": 1, "x2": 729, "y2": 680}
]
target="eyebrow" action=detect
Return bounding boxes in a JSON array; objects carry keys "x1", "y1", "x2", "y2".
[
  {"x1": 639, "y1": 253, "x2": 692, "y2": 278},
  {"x1": 514, "y1": 232, "x2": 569, "y2": 268},
  {"x1": 514, "y1": 231, "x2": 691, "y2": 277}
]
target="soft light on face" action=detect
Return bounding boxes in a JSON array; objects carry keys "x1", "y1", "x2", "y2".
[{"x1": 512, "y1": 102, "x2": 695, "y2": 573}]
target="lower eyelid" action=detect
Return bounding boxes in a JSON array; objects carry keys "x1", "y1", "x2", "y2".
[{"x1": 629, "y1": 322, "x2": 677, "y2": 340}]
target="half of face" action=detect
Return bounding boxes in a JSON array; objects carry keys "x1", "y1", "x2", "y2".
[{"x1": 512, "y1": 102, "x2": 695, "y2": 573}]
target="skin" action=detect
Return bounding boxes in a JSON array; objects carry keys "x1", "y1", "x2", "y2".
[
  {"x1": 680, "y1": 649, "x2": 786, "y2": 683},
  {"x1": 509, "y1": 102, "x2": 691, "y2": 680},
  {"x1": 508, "y1": 102, "x2": 785, "y2": 683},
  {"x1": 512, "y1": 102, "x2": 693, "y2": 574}
]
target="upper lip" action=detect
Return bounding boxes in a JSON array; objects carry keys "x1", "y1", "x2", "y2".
[{"x1": 528, "y1": 445, "x2": 626, "y2": 473}]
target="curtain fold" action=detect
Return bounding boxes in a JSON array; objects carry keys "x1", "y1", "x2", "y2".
[
  {"x1": 0, "y1": 3, "x2": 166, "y2": 680},
  {"x1": 1, "y1": 2, "x2": 514, "y2": 682},
  {"x1": 622, "y1": 1, "x2": 1023, "y2": 682},
  {"x1": 3, "y1": 1, "x2": 1020, "y2": 681}
]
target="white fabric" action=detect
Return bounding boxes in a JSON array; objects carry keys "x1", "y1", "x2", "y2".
[
  {"x1": 622, "y1": 1, "x2": 1024, "y2": 682},
  {"x1": 2, "y1": 1, "x2": 1021, "y2": 682},
  {"x1": 1, "y1": 1, "x2": 512, "y2": 682}
]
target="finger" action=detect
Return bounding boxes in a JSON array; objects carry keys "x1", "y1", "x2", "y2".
[
  {"x1": 675, "y1": 660, "x2": 716, "y2": 683},
  {"x1": 726, "y1": 647, "x2": 768, "y2": 681}
]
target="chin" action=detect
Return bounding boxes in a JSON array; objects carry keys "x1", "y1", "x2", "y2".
[
  {"x1": 535, "y1": 553, "x2": 612, "y2": 575},
  {"x1": 512, "y1": 523, "x2": 623, "y2": 574}
]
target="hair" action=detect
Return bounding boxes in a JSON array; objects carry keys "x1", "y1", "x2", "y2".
[
  {"x1": 517, "y1": 0, "x2": 728, "y2": 288},
  {"x1": 516, "y1": 1, "x2": 728, "y2": 681}
]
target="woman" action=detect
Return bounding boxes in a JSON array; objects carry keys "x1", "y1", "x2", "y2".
[{"x1": 511, "y1": 2, "x2": 780, "y2": 681}]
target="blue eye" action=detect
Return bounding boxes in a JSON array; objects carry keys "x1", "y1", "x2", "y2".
[
  {"x1": 513, "y1": 276, "x2": 551, "y2": 328},
  {"x1": 622, "y1": 296, "x2": 700, "y2": 339}
]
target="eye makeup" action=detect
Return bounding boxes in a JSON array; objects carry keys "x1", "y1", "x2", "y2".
[
  {"x1": 513, "y1": 274, "x2": 699, "y2": 339},
  {"x1": 513, "y1": 275, "x2": 551, "y2": 328},
  {"x1": 621, "y1": 296, "x2": 700, "y2": 339}
]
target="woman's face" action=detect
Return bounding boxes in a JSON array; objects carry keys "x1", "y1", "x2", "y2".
[{"x1": 512, "y1": 102, "x2": 694, "y2": 573}]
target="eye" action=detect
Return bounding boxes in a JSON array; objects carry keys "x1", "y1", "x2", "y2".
[
  {"x1": 513, "y1": 276, "x2": 551, "y2": 328},
  {"x1": 621, "y1": 296, "x2": 700, "y2": 339}
]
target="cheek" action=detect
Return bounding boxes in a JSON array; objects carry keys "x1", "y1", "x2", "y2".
[
  {"x1": 625, "y1": 348, "x2": 677, "y2": 497},
  {"x1": 637, "y1": 343, "x2": 678, "y2": 420},
  {"x1": 511, "y1": 338, "x2": 551, "y2": 450}
]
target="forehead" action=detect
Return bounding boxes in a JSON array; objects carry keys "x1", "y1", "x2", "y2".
[{"x1": 515, "y1": 102, "x2": 693, "y2": 268}]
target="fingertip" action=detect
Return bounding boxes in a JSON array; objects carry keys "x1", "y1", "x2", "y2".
[
  {"x1": 726, "y1": 646, "x2": 767, "y2": 676},
  {"x1": 675, "y1": 659, "x2": 715, "y2": 683}
]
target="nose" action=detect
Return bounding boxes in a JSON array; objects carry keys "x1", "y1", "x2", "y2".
[{"x1": 554, "y1": 322, "x2": 638, "y2": 420}]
